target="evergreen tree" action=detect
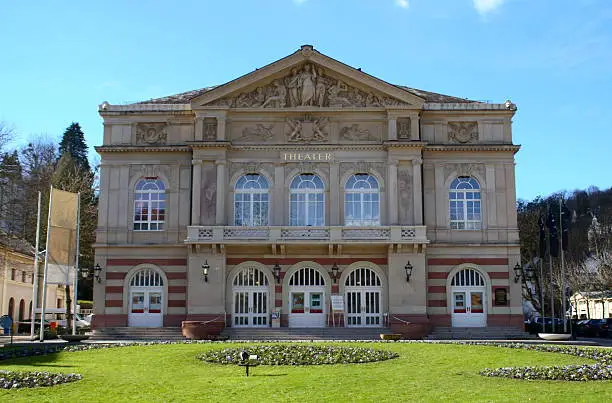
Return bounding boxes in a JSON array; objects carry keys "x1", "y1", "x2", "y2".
[
  {"x1": 58, "y1": 122, "x2": 90, "y2": 172},
  {"x1": 0, "y1": 150, "x2": 24, "y2": 234}
]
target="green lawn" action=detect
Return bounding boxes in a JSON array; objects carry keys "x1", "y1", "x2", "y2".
[{"x1": 1, "y1": 343, "x2": 611, "y2": 402}]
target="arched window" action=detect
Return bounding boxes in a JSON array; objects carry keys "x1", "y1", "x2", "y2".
[
  {"x1": 449, "y1": 177, "x2": 481, "y2": 230},
  {"x1": 451, "y1": 268, "x2": 485, "y2": 287},
  {"x1": 289, "y1": 174, "x2": 325, "y2": 226},
  {"x1": 134, "y1": 178, "x2": 166, "y2": 231},
  {"x1": 344, "y1": 174, "x2": 380, "y2": 226},
  {"x1": 8, "y1": 297, "x2": 14, "y2": 319},
  {"x1": 129, "y1": 268, "x2": 164, "y2": 287},
  {"x1": 19, "y1": 299, "x2": 25, "y2": 321},
  {"x1": 234, "y1": 174, "x2": 269, "y2": 226}
]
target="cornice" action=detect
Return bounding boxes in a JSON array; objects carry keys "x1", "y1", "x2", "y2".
[
  {"x1": 423, "y1": 102, "x2": 517, "y2": 111},
  {"x1": 188, "y1": 141, "x2": 232, "y2": 149},
  {"x1": 383, "y1": 141, "x2": 427, "y2": 149},
  {"x1": 99, "y1": 103, "x2": 192, "y2": 113},
  {"x1": 425, "y1": 144, "x2": 521, "y2": 153},
  {"x1": 229, "y1": 144, "x2": 387, "y2": 152},
  {"x1": 95, "y1": 145, "x2": 191, "y2": 153}
]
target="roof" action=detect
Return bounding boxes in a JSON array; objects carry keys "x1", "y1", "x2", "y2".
[
  {"x1": 0, "y1": 231, "x2": 35, "y2": 257},
  {"x1": 133, "y1": 84, "x2": 476, "y2": 105}
]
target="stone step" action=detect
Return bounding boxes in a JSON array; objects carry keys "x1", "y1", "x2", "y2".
[
  {"x1": 424, "y1": 326, "x2": 534, "y2": 340},
  {"x1": 222, "y1": 327, "x2": 394, "y2": 340}
]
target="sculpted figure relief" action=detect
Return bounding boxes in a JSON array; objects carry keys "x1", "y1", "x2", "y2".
[
  {"x1": 286, "y1": 116, "x2": 328, "y2": 142},
  {"x1": 209, "y1": 63, "x2": 408, "y2": 108},
  {"x1": 448, "y1": 122, "x2": 478, "y2": 143},
  {"x1": 339, "y1": 124, "x2": 378, "y2": 141},
  {"x1": 236, "y1": 124, "x2": 275, "y2": 142},
  {"x1": 136, "y1": 123, "x2": 167, "y2": 145}
]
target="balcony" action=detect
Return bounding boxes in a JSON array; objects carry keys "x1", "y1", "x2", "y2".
[{"x1": 185, "y1": 226, "x2": 428, "y2": 244}]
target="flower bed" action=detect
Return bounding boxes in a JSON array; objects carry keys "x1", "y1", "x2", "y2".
[
  {"x1": 0, "y1": 370, "x2": 82, "y2": 389},
  {"x1": 198, "y1": 345, "x2": 398, "y2": 365},
  {"x1": 475, "y1": 343, "x2": 612, "y2": 381}
]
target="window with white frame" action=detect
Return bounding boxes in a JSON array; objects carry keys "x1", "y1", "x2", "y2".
[
  {"x1": 133, "y1": 178, "x2": 166, "y2": 231},
  {"x1": 234, "y1": 174, "x2": 269, "y2": 226},
  {"x1": 344, "y1": 174, "x2": 380, "y2": 226},
  {"x1": 449, "y1": 176, "x2": 481, "y2": 230},
  {"x1": 289, "y1": 174, "x2": 325, "y2": 226}
]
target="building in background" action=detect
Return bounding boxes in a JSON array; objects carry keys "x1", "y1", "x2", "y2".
[
  {"x1": 571, "y1": 291, "x2": 612, "y2": 319},
  {"x1": 0, "y1": 233, "x2": 66, "y2": 328},
  {"x1": 94, "y1": 45, "x2": 521, "y2": 334}
]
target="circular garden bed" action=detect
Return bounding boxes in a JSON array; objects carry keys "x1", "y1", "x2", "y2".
[
  {"x1": 198, "y1": 345, "x2": 398, "y2": 365},
  {"x1": 0, "y1": 370, "x2": 82, "y2": 389}
]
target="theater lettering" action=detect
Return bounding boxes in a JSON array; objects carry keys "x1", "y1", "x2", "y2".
[{"x1": 282, "y1": 152, "x2": 333, "y2": 161}]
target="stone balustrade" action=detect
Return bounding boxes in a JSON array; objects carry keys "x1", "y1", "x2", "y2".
[{"x1": 185, "y1": 225, "x2": 428, "y2": 244}]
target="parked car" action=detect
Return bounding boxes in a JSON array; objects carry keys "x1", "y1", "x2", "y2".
[
  {"x1": 576, "y1": 319, "x2": 609, "y2": 337},
  {"x1": 526, "y1": 317, "x2": 568, "y2": 334}
]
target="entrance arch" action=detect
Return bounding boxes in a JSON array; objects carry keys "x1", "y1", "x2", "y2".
[
  {"x1": 231, "y1": 264, "x2": 271, "y2": 327},
  {"x1": 287, "y1": 265, "x2": 327, "y2": 328},
  {"x1": 127, "y1": 267, "x2": 165, "y2": 327},
  {"x1": 449, "y1": 266, "x2": 488, "y2": 327},
  {"x1": 344, "y1": 267, "x2": 384, "y2": 327}
]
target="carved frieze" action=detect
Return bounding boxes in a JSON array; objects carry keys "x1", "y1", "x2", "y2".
[
  {"x1": 136, "y1": 123, "x2": 167, "y2": 145},
  {"x1": 448, "y1": 121, "x2": 478, "y2": 143},
  {"x1": 397, "y1": 118, "x2": 411, "y2": 140},
  {"x1": 443, "y1": 163, "x2": 485, "y2": 181},
  {"x1": 203, "y1": 118, "x2": 217, "y2": 141},
  {"x1": 339, "y1": 124, "x2": 379, "y2": 142},
  {"x1": 285, "y1": 115, "x2": 328, "y2": 143},
  {"x1": 207, "y1": 63, "x2": 408, "y2": 108},
  {"x1": 340, "y1": 161, "x2": 385, "y2": 180},
  {"x1": 397, "y1": 166, "x2": 413, "y2": 225},
  {"x1": 234, "y1": 124, "x2": 275, "y2": 142},
  {"x1": 230, "y1": 161, "x2": 274, "y2": 181}
]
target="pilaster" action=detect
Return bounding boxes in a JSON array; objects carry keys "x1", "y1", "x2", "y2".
[
  {"x1": 387, "y1": 160, "x2": 398, "y2": 225},
  {"x1": 273, "y1": 163, "x2": 285, "y2": 225},
  {"x1": 412, "y1": 158, "x2": 423, "y2": 225},
  {"x1": 329, "y1": 162, "x2": 340, "y2": 225},
  {"x1": 215, "y1": 161, "x2": 226, "y2": 225},
  {"x1": 191, "y1": 160, "x2": 203, "y2": 225}
]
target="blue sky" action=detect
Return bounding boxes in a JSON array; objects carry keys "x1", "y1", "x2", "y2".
[{"x1": 1, "y1": 0, "x2": 610, "y2": 200}]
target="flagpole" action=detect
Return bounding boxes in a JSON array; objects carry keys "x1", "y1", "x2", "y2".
[
  {"x1": 72, "y1": 192, "x2": 81, "y2": 335},
  {"x1": 39, "y1": 187, "x2": 54, "y2": 342},
  {"x1": 539, "y1": 257, "x2": 545, "y2": 330},
  {"x1": 30, "y1": 192, "x2": 42, "y2": 339},
  {"x1": 559, "y1": 197, "x2": 567, "y2": 333},
  {"x1": 548, "y1": 206, "x2": 555, "y2": 333}
]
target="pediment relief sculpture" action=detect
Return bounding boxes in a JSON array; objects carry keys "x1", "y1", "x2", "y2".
[
  {"x1": 397, "y1": 118, "x2": 411, "y2": 140},
  {"x1": 448, "y1": 121, "x2": 478, "y2": 143},
  {"x1": 286, "y1": 115, "x2": 328, "y2": 143},
  {"x1": 135, "y1": 123, "x2": 167, "y2": 145},
  {"x1": 207, "y1": 63, "x2": 408, "y2": 108},
  {"x1": 339, "y1": 124, "x2": 379, "y2": 142}
]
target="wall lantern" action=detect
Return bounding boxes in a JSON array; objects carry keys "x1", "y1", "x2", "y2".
[
  {"x1": 404, "y1": 261, "x2": 413, "y2": 282},
  {"x1": 273, "y1": 263, "x2": 281, "y2": 284},
  {"x1": 81, "y1": 264, "x2": 103, "y2": 283},
  {"x1": 513, "y1": 262, "x2": 523, "y2": 283},
  {"x1": 202, "y1": 260, "x2": 210, "y2": 283},
  {"x1": 331, "y1": 263, "x2": 339, "y2": 284}
]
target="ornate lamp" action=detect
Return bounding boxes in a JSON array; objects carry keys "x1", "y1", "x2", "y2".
[
  {"x1": 202, "y1": 260, "x2": 210, "y2": 283},
  {"x1": 94, "y1": 264, "x2": 102, "y2": 283},
  {"x1": 513, "y1": 262, "x2": 523, "y2": 283},
  {"x1": 331, "y1": 263, "x2": 339, "y2": 284},
  {"x1": 273, "y1": 263, "x2": 281, "y2": 284},
  {"x1": 404, "y1": 261, "x2": 413, "y2": 282},
  {"x1": 525, "y1": 265, "x2": 535, "y2": 282}
]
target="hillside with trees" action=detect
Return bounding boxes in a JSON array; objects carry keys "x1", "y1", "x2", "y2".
[
  {"x1": 0, "y1": 122, "x2": 98, "y2": 300},
  {"x1": 517, "y1": 186, "x2": 612, "y2": 319}
]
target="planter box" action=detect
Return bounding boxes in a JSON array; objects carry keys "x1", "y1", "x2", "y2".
[
  {"x1": 60, "y1": 335, "x2": 90, "y2": 342},
  {"x1": 181, "y1": 321, "x2": 225, "y2": 340},
  {"x1": 390, "y1": 323, "x2": 432, "y2": 339}
]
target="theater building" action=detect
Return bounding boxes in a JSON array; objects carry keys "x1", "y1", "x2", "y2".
[{"x1": 93, "y1": 45, "x2": 522, "y2": 333}]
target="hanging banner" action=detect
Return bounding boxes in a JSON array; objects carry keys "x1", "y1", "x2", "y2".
[{"x1": 45, "y1": 188, "x2": 79, "y2": 285}]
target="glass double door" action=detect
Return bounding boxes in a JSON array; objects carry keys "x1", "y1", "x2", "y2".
[
  {"x1": 289, "y1": 289, "x2": 325, "y2": 327},
  {"x1": 128, "y1": 288, "x2": 163, "y2": 327},
  {"x1": 233, "y1": 290, "x2": 269, "y2": 327},
  {"x1": 451, "y1": 287, "x2": 486, "y2": 327},
  {"x1": 346, "y1": 290, "x2": 382, "y2": 327}
]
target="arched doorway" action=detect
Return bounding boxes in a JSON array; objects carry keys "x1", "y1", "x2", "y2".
[
  {"x1": 128, "y1": 268, "x2": 164, "y2": 327},
  {"x1": 8, "y1": 298, "x2": 15, "y2": 319},
  {"x1": 18, "y1": 299, "x2": 25, "y2": 322},
  {"x1": 345, "y1": 267, "x2": 383, "y2": 327},
  {"x1": 288, "y1": 267, "x2": 326, "y2": 328},
  {"x1": 450, "y1": 267, "x2": 487, "y2": 327},
  {"x1": 232, "y1": 266, "x2": 271, "y2": 327}
]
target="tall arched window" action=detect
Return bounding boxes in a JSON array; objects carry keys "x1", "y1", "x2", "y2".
[
  {"x1": 289, "y1": 174, "x2": 325, "y2": 226},
  {"x1": 234, "y1": 174, "x2": 269, "y2": 226},
  {"x1": 344, "y1": 174, "x2": 380, "y2": 226},
  {"x1": 449, "y1": 177, "x2": 481, "y2": 230},
  {"x1": 134, "y1": 178, "x2": 166, "y2": 231}
]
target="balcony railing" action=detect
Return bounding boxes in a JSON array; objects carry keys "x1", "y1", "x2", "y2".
[{"x1": 185, "y1": 226, "x2": 427, "y2": 244}]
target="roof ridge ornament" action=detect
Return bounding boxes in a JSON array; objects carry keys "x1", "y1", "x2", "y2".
[{"x1": 300, "y1": 44, "x2": 314, "y2": 58}]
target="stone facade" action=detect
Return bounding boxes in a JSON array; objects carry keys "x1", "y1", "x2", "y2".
[{"x1": 94, "y1": 45, "x2": 522, "y2": 332}]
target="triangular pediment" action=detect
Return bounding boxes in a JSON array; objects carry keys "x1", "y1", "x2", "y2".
[{"x1": 191, "y1": 45, "x2": 424, "y2": 109}]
